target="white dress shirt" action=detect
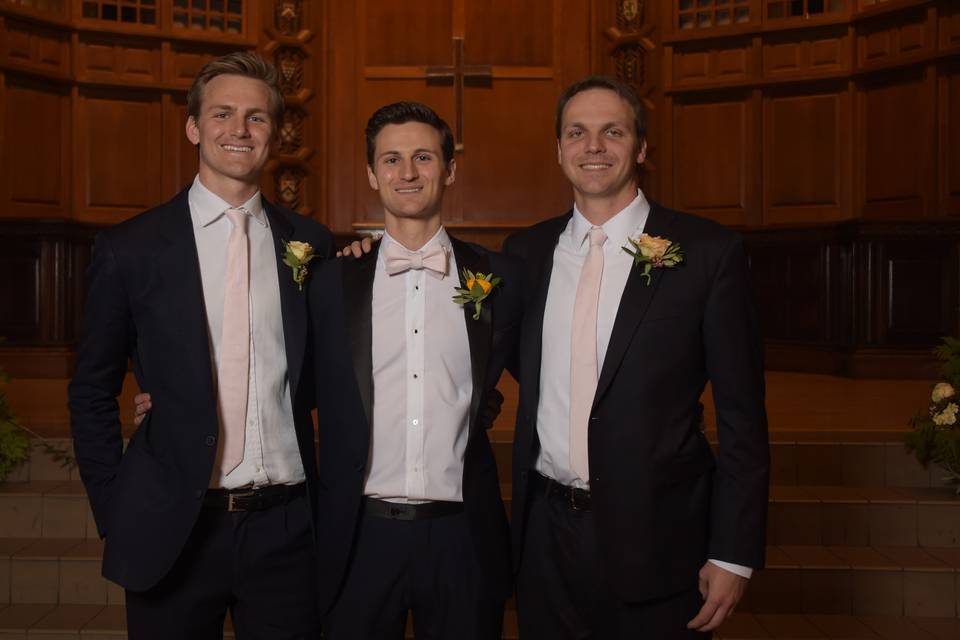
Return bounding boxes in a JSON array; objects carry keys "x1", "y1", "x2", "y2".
[
  {"x1": 365, "y1": 227, "x2": 473, "y2": 503},
  {"x1": 535, "y1": 190, "x2": 752, "y2": 578},
  {"x1": 188, "y1": 176, "x2": 305, "y2": 490}
]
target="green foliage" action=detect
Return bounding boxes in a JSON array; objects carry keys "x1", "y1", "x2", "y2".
[
  {"x1": 0, "y1": 368, "x2": 75, "y2": 482},
  {"x1": 0, "y1": 370, "x2": 30, "y2": 481},
  {"x1": 905, "y1": 337, "x2": 960, "y2": 491}
]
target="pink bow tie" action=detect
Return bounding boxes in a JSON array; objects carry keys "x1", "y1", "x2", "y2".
[{"x1": 383, "y1": 241, "x2": 448, "y2": 278}]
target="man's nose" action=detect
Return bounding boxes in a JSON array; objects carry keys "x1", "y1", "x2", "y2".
[{"x1": 400, "y1": 158, "x2": 418, "y2": 179}]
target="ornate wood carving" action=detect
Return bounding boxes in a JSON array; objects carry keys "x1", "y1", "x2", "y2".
[{"x1": 264, "y1": 0, "x2": 313, "y2": 214}]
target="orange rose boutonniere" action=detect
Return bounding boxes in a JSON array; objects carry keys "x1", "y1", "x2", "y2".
[
  {"x1": 452, "y1": 268, "x2": 501, "y2": 320},
  {"x1": 622, "y1": 234, "x2": 684, "y2": 285}
]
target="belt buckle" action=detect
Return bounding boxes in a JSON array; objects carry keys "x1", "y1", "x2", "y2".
[
  {"x1": 569, "y1": 488, "x2": 588, "y2": 511},
  {"x1": 227, "y1": 490, "x2": 256, "y2": 512}
]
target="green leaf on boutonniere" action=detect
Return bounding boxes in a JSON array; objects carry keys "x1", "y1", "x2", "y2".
[{"x1": 452, "y1": 268, "x2": 502, "y2": 320}]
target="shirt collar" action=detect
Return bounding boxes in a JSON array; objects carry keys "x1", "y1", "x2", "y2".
[
  {"x1": 569, "y1": 189, "x2": 650, "y2": 253},
  {"x1": 188, "y1": 175, "x2": 267, "y2": 228},
  {"x1": 378, "y1": 226, "x2": 452, "y2": 274}
]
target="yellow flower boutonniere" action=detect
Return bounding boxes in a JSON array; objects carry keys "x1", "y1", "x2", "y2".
[
  {"x1": 282, "y1": 240, "x2": 317, "y2": 291},
  {"x1": 622, "y1": 234, "x2": 684, "y2": 286},
  {"x1": 452, "y1": 268, "x2": 502, "y2": 320}
]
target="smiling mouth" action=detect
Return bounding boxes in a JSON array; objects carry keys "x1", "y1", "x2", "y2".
[
  {"x1": 395, "y1": 186, "x2": 423, "y2": 194},
  {"x1": 221, "y1": 144, "x2": 254, "y2": 153},
  {"x1": 580, "y1": 162, "x2": 612, "y2": 170}
]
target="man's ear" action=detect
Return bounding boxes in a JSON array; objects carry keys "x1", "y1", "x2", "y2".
[
  {"x1": 556, "y1": 139, "x2": 563, "y2": 166},
  {"x1": 636, "y1": 139, "x2": 648, "y2": 165},
  {"x1": 445, "y1": 158, "x2": 456, "y2": 186},
  {"x1": 366, "y1": 164, "x2": 379, "y2": 191},
  {"x1": 185, "y1": 116, "x2": 200, "y2": 146}
]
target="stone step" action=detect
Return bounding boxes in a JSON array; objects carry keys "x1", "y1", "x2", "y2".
[
  {"x1": 0, "y1": 605, "x2": 956, "y2": 640},
  {"x1": 768, "y1": 486, "x2": 960, "y2": 547},
  {"x1": 6, "y1": 479, "x2": 960, "y2": 550},
  {"x1": 0, "y1": 483, "x2": 96, "y2": 540},
  {"x1": 0, "y1": 539, "x2": 121, "y2": 606},
  {"x1": 744, "y1": 545, "x2": 960, "y2": 618},
  {"x1": 7, "y1": 536, "x2": 960, "y2": 621}
]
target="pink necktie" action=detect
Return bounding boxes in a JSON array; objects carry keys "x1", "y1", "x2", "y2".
[
  {"x1": 383, "y1": 240, "x2": 448, "y2": 278},
  {"x1": 569, "y1": 226, "x2": 607, "y2": 482},
  {"x1": 218, "y1": 208, "x2": 249, "y2": 475}
]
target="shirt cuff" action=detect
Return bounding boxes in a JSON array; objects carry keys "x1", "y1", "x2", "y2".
[{"x1": 708, "y1": 559, "x2": 753, "y2": 579}]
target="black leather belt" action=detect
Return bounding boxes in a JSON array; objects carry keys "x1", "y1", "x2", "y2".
[
  {"x1": 364, "y1": 497, "x2": 464, "y2": 521},
  {"x1": 530, "y1": 471, "x2": 592, "y2": 511},
  {"x1": 204, "y1": 483, "x2": 306, "y2": 512}
]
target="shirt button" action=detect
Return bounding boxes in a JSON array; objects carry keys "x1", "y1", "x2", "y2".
[
  {"x1": 413, "y1": 374, "x2": 418, "y2": 379},
  {"x1": 414, "y1": 329, "x2": 419, "y2": 334},
  {"x1": 204, "y1": 435, "x2": 216, "y2": 446},
  {"x1": 412, "y1": 419, "x2": 419, "y2": 426}
]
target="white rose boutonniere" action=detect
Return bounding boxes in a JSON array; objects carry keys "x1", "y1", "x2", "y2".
[
  {"x1": 282, "y1": 240, "x2": 317, "y2": 291},
  {"x1": 622, "y1": 233, "x2": 684, "y2": 285}
]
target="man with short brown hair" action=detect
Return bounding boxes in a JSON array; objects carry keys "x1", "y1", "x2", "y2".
[{"x1": 69, "y1": 51, "x2": 331, "y2": 639}]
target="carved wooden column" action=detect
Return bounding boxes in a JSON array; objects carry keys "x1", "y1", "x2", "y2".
[{"x1": 263, "y1": 0, "x2": 314, "y2": 214}]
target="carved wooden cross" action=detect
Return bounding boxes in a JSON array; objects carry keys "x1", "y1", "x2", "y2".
[{"x1": 425, "y1": 37, "x2": 492, "y2": 153}]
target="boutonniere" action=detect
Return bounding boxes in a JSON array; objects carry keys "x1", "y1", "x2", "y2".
[
  {"x1": 622, "y1": 234, "x2": 684, "y2": 285},
  {"x1": 452, "y1": 268, "x2": 502, "y2": 320},
  {"x1": 281, "y1": 240, "x2": 317, "y2": 291}
]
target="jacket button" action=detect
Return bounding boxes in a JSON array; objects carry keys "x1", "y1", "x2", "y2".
[
  {"x1": 204, "y1": 435, "x2": 216, "y2": 446},
  {"x1": 195, "y1": 489, "x2": 204, "y2": 499}
]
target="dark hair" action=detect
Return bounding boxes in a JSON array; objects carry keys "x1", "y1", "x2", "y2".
[
  {"x1": 365, "y1": 101, "x2": 455, "y2": 166},
  {"x1": 555, "y1": 75, "x2": 646, "y2": 143},
  {"x1": 187, "y1": 51, "x2": 284, "y2": 131}
]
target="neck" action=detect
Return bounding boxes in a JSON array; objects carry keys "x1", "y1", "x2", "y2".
[
  {"x1": 573, "y1": 185, "x2": 638, "y2": 227},
  {"x1": 384, "y1": 213, "x2": 443, "y2": 251},
  {"x1": 197, "y1": 169, "x2": 260, "y2": 207}
]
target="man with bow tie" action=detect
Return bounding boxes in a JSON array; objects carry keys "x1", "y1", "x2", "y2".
[{"x1": 307, "y1": 101, "x2": 523, "y2": 639}]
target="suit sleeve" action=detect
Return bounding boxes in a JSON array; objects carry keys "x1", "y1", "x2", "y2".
[
  {"x1": 702, "y1": 233, "x2": 769, "y2": 569},
  {"x1": 67, "y1": 232, "x2": 133, "y2": 538},
  {"x1": 499, "y1": 234, "x2": 524, "y2": 382}
]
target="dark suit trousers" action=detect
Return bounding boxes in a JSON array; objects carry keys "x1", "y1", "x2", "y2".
[
  {"x1": 516, "y1": 489, "x2": 709, "y2": 640},
  {"x1": 323, "y1": 509, "x2": 504, "y2": 640},
  {"x1": 124, "y1": 494, "x2": 319, "y2": 640}
]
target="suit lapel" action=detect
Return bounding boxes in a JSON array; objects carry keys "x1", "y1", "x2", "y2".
[
  {"x1": 262, "y1": 201, "x2": 307, "y2": 399},
  {"x1": 342, "y1": 242, "x2": 379, "y2": 426},
  {"x1": 593, "y1": 204, "x2": 674, "y2": 408},
  {"x1": 450, "y1": 236, "x2": 491, "y2": 434},
  {"x1": 521, "y1": 213, "x2": 571, "y2": 419},
  {"x1": 156, "y1": 190, "x2": 216, "y2": 411}
]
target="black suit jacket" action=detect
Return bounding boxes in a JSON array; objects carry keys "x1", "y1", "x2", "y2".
[
  {"x1": 68, "y1": 188, "x2": 333, "y2": 591},
  {"x1": 503, "y1": 201, "x2": 769, "y2": 601},
  {"x1": 307, "y1": 236, "x2": 522, "y2": 614}
]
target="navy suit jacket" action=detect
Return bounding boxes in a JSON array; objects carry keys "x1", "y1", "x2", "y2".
[
  {"x1": 503, "y1": 201, "x2": 770, "y2": 601},
  {"x1": 68, "y1": 188, "x2": 332, "y2": 591},
  {"x1": 307, "y1": 236, "x2": 522, "y2": 614}
]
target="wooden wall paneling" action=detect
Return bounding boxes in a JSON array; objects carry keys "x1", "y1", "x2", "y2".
[
  {"x1": 671, "y1": 38, "x2": 753, "y2": 88},
  {"x1": 763, "y1": 85, "x2": 850, "y2": 224},
  {"x1": 0, "y1": 17, "x2": 70, "y2": 79},
  {"x1": 2, "y1": 75, "x2": 69, "y2": 218},
  {"x1": 0, "y1": 235, "x2": 40, "y2": 341},
  {"x1": 671, "y1": 92, "x2": 753, "y2": 225},
  {"x1": 325, "y1": 0, "x2": 359, "y2": 234},
  {"x1": 161, "y1": 93, "x2": 197, "y2": 199},
  {"x1": 858, "y1": 72, "x2": 931, "y2": 218},
  {"x1": 75, "y1": 33, "x2": 161, "y2": 87},
  {"x1": 74, "y1": 88, "x2": 163, "y2": 223},
  {"x1": 856, "y1": 7, "x2": 933, "y2": 72},
  {"x1": 877, "y1": 236, "x2": 958, "y2": 346},
  {"x1": 762, "y1": 25, "x2": 850, "y2": 80},
  {"x1": 331, "y1": 0, "x2": 583, "y2": 236},
  {"x1": 940, "y1": 0, "x2": 960, "y2": 52},
  {"x1": 941, "y1": 62, "x2": 960, "y2": 215}
]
